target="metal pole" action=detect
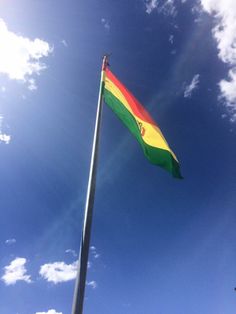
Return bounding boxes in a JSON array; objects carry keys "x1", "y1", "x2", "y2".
[{"x1": 72, "y1": 55, "x2": 108, "y2": 314}]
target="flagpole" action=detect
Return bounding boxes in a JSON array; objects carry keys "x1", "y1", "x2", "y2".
[{"x1": 72, "y1": 55, "x2": 108, "y2": 314}]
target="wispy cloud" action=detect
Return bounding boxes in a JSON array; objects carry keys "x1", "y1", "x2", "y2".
[
  {"x1": 101, "y1": 18, "x2": 110, "y2": 30},
  {"x1": 61, "y1": 39, "x2": 68, "y2": 47},
  {"x1": 2, "y1": 257, "x2": 31, "y2": 285},
  {"x1": 0, "y1": 18, "x2": 53, "y2": 90},
  {"x1": 65, "y1": 249, "x2": 77, "y2": 257},
  {"x1": 200, "y1": 0, "x2": 236, "y2": 121},
  {"x1": 0, "y1": 115, "x2": 10, "y2": 144},
  {"x1": 90, "y1": 246, "x2": 100, "y2": 259},
  {"x1": 28, "y1": 78, "x2": 37, "y2": 91},
  {"x1": 39, "y1": 261, "x2": 77, "y2": 284},
  {"x1": 184, "y1": 74, "x2": 200, "y2": 98},
  {"x1": 145, "y1": 0, "x2": 158, "y2": 14},
  {"x1": 5, "y1": 238, "x2": 16, "y2": 245},
  {"x1": 169, "y1": 34, "x2": 174, "y2": 44},
  {"x1": 145, "y1": 0, "x2": 176, "y2": 16},
  {"x1": 86, "y1": 280, "x2": 97, "y2": 289},
  {"x1": 35, "y1": 310, "x2": 62, "y2": 314}
]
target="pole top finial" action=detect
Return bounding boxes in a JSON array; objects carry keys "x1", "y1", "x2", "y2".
[{"x1": 102, "y1": 53, "x2": 111, "y2": 71}]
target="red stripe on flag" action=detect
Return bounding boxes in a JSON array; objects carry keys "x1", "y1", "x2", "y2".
[{"x1": 105, "y1": 69, "x2": 157, "y2": 126}]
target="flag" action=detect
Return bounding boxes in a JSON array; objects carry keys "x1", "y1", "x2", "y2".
[{"x1": 102, "y1": 67, "x2": 182, "y2": 179}]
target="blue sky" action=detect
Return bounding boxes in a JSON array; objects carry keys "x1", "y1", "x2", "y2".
[{"x1": 0, "y1": 1, "x2": 236, "y2": 314}]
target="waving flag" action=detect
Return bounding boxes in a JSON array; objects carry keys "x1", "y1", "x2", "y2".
[{"x1": 103, "y1": 68, "x2": 182, "y2": 178}]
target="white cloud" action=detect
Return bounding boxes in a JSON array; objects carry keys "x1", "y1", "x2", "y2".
[
  {"x1": 200, "y1": 0, "x2": 236, "y2": 64},
  {"x1": 145, "y1": 0, "x2": 176, "y2": 16},
  {"x1": 200, "y1": 0, "x2": 236, "y2": 120},
  {"x1": 35, "y1": 310, "x2": 62, "y2": 314},
  {"x1": 2, "y1": 257, "x2": 31, "y2": 285},
  {"x1": 184, "y1": 74, "x2": 200, "y2": 98},
  {"x1": 65, "y1": 249, "x2": 77, "y2": 257},
  {"x1": 0, "y1": 18, "x2": 53, "y2": 90},
  {"x1": 219, "y1": 69, "x2": 236, "y2": 121},
  {"x1": 86, "y1": 280, "x2": 97, "y2": 289},
  {"x1": 101, "y1": 18, "x2": 110, "y2": 30},
  {"x1": 39, "y1": 261, "x2": 77, "y2": 284},
  {"x1": 5, "y1": 238, "x2": 16, "y2": 245},
  {"x1": 0, "y1": 133, "x2": 11, "y2": 144}
]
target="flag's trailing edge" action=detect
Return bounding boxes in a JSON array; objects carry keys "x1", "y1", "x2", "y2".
[{"x1": 102, "y1": 67, "x2": 182, "y2": 179}]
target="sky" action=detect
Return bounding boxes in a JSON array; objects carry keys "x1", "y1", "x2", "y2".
[{"x1": 0, "y1": 1, "x2": 236, "y2": 313}]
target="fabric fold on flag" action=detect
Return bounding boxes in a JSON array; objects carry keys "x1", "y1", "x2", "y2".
[{"x1": 102, "y1": 67, "x2": 182, "y2": 179}]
